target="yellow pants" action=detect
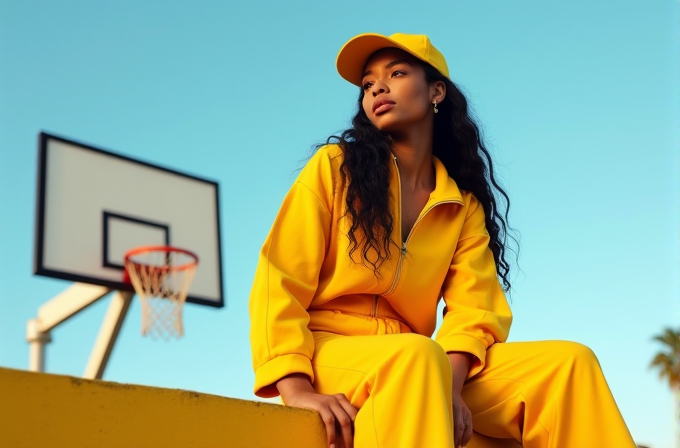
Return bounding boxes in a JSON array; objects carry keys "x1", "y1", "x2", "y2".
[{"x1": 309, "y1": 312, "x2": 635, "y2": 448}]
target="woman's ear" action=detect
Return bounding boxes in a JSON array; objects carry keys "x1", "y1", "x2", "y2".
[{"x1": 431, "y1": 81, "x2": 446, "y2": 104}]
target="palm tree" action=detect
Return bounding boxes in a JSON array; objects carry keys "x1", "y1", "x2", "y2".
[{"x1": 650, "y1": 327, "x2": 680, "y2": 447}]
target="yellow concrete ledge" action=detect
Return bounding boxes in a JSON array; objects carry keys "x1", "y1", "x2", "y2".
[
  {"x1": 0, "y1": 367, "x2": 326, "y2": 448},
  {"x1": 0, "y1": 367, "x2": 523, "y2": 448}
]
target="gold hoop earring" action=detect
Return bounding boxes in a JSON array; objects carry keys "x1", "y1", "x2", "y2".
[{"x1": 433, "y1": 100, "x2": 439, "y2": 114}]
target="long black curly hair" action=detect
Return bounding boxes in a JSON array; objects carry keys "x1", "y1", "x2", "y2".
[{"x1": 323, "y1": 61, "x2": 517, "y2": 292}]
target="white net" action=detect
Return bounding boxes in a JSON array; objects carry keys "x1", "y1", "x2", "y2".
[{"x1": 124, "y1": 247, "x2": 197, "y2": 340}]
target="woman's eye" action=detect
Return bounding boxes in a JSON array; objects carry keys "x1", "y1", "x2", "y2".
[
  {"x1": 392, "y1": 70, "x2": 406, "y2": 77},
  {"x1": 362, "y1": 81, "x2": 373, "y2": 90}
]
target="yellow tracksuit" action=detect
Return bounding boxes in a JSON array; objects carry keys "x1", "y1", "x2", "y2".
[{"x1": 249, "y1": 145, "x2": 635, "y2": 447}]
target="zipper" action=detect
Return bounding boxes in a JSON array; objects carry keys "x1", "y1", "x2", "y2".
[
  {"x1": 383, "y1": 155, "x2": 405, "y2": 296},
  {"x1": 383, "y1": 243, "x2": 406, "y2": 296},
  {"x1": 383, "y1": 155, "x2": 463, "y2": 297}
]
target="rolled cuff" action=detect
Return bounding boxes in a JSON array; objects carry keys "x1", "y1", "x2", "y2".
[
  {"x1": 436, "y1": 334, "x2": 493, "y2": 379},
  {"x1": 253, "y1": 353, "x2": 315, "y2": 398}
]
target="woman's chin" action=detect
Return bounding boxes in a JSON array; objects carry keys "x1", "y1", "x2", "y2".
[
  {"x1": 370, "y1": 117, "x2": 400, "y2": 133},
  {"x1": 370, "y1": 113, "x2": 426, "y2": 135}
]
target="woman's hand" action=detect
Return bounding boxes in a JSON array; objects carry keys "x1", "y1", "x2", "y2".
[
  {"x1": 286, "y1": 391, "x2": 358, "y2": 448},
  {"x1": 277, "y1": 374, "x2": 358, "y2": 448},
  {"x1": 452, "y1": 391, "x2": 473, "y2": 448}
]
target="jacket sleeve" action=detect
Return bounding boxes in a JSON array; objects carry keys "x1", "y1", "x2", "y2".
[
  {"x1": 249, "y1": 149, "x2": 335, "y2": 398},
  {"x1": 434, "y1": 193, "x2": 513, "y2": 379}
]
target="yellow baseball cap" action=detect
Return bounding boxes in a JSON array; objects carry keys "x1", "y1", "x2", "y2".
[{"x1": 336, "y1": 33, "x2": 450, "y2": 87}]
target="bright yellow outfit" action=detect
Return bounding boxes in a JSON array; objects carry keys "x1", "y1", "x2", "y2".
[{"x1": 249, "y1": 145, "x2": 635, "y2": 447}]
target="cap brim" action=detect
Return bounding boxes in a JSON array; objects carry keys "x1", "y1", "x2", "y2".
[{"x1": 336, "y1": 33, "x2": 415, "y2": 87}]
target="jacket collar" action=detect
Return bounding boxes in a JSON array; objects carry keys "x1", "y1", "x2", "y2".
[
  {"x1": 389, "y1": 153, "x2": 464, "y2": 208},
  {"x1": 430, "y1": 155, "x2": 464, "y2": 204}
]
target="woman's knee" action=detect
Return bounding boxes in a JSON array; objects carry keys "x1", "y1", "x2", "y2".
[
  {"x1": 391, "y1": 333, "x2": 450, "y2": 369},
  {"x1": 549, "y1": 340, "x2": 599, "y2": 368}
]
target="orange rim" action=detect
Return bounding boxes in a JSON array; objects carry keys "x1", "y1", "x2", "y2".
[{"x1": 124, "y1": 245, "x2": 199, "y2": 272}]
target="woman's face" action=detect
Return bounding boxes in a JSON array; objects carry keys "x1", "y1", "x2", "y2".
[{"x1": 360, "y1": 48, "x2": 438, "y2": 134}]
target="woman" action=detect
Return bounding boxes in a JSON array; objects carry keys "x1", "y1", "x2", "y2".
[{"x1": 249, "y1": 33, "x2": 635, "y2": 448}]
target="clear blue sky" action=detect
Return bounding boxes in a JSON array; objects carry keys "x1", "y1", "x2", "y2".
[{"x1": 1, "y1": 1, "x2": 678, "y2": 447}]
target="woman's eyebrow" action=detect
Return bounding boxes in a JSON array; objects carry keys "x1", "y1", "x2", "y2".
[{"x1": 362, "y1": 59, "x2": 413, "y2": 79}]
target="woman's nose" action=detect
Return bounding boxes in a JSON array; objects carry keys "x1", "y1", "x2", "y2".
[{"x1": 372, "y1": 86, "x2": 387, "y2": 97}]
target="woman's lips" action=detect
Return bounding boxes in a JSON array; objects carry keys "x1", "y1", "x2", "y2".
[{"x1": 373, "y1": 100, "x2": 395, "y2": 115}]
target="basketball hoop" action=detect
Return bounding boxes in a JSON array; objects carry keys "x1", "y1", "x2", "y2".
[{"x1": 124, "y1": 246, "x2": 198, "y2": 339}]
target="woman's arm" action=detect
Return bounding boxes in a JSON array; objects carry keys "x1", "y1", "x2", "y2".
[
  {"x1": 448, "y1": 352, "x2": 472, "y2": 395},
  {"x1": 249, "y1": 147, "x2": 339, "y2": 397},
  {"x1": 248, "y1": 178, "x2": 328, "y2": 396},
  {"x1": 435, "y1": 193, "x2": 513, "y2": 379},
  {"x1": 448, "y1": 352, "x2": 473, "y2": 448},
  {"x1": 250, "y1": 147, "x2": 357, "y2": 448},
  {"x1": 437, "y1": 194, "x2": 512, "y2": 447}
]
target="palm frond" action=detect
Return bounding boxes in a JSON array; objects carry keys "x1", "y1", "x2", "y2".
[{"x1": 650, "y1": 327, "x2": 680, "y2": 390}]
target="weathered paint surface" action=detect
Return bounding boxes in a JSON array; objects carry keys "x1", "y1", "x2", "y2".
[{"x1": 0, "y1": 367, "x2": 326, "y2": 448}]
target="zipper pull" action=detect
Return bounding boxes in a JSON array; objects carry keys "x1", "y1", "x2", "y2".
[{"x1": 401, "y1": 243, "x2": 407, "y2": 256}]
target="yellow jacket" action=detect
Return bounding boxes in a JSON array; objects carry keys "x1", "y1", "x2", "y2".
[{"x1": 249, "y1": 145, "x2": 512, "y2": 398}]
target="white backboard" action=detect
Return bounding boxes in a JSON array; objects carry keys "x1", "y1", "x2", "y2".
[{"x1": 34, "y1": 132, "x2": 224, "y2": 308}]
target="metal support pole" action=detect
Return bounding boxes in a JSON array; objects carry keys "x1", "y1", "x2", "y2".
[
  {"x1": 27, "y1": 283, "x2": 112, "y2": 375},
  {"x1": 26, "y1": 318, "x2": 52, "y2": 372},
  {"x1": 83, "y1": 291, "x2": 134, "y2": 380}
]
